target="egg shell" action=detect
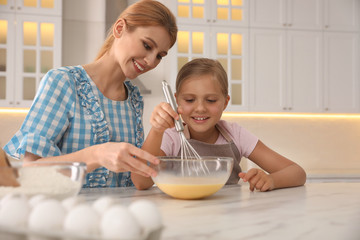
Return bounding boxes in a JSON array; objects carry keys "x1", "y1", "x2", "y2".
[
  {"x1": 61, "y1": 196, "x2": 85, "y2": 212},
  {"x1": 28, "y1": 194, "x2": 47, "y2": 208},
  {"x1": 129, "y1": 200, "x2": 162, "y2": 232},
  {"x1": 64, "y1": 203, "x2": 100, "y2": 236},
  {"x1": 28, "y1": 199, "x2": 66, "y2": 231},
  {"x1": 101, "y1": 204, "x2": 142, "y2": 239},
  {"x1": 92, "y1": 196, "x2": 116, "y2": 215},
  {"x1": 0, "y1": 193, "x2": 27, "y2": 208},
  {"x1": 0, "y1": 196, "x2": 30, "y2": 227}
]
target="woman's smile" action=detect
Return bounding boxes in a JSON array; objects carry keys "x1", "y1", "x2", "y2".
[{"x1": 133, "y1": 59, "x2": 145, "y2": 72}]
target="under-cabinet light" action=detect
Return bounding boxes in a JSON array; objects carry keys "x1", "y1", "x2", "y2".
[
  {"x1": 222, "y1": 112, "x2": 360, "y2": 119},
  {"x1": 0, "y1": 108, "x2": 30, "y2": 114}
]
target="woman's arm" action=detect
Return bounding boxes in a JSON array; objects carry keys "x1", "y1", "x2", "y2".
[
  {"x1": 239, "y1": 140, "x2": 306, "y2": 191},
  {"x1": 24, "y1": 142, "x2": 160, "y2": 178}
]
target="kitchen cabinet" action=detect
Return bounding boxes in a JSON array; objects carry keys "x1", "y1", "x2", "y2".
[
  {"x1": 164, "y1": 0, "x2": 249, "y2": 111},
  {"x1": 250, "y1": 29, "x2": 323, "y2": 112},
  {"x1": 250, "y1": 0, "x2": 323, "y2": 30},
  {"x1": 173, "y1": 0, "x2": 248, "y2": 27},
  {"x1": 0, "y1": 0, "x2": 62, "y2": 108},
  {"x1": 323, "y1": 32, "x2": 359, "y2": 113},
  {"x1": 323, "y1": 0, "x2": 360, "y2": 32},
  {"x1": 249, "y1": 0, "x2": 360, "y2": 113}
]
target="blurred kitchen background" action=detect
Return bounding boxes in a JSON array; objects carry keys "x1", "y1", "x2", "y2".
[{"x1": 0, "y1": 0, "x2": 359, "y2": 179}]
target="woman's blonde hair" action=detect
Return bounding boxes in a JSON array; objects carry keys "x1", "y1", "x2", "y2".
[
  {"x1": 176, "y1": 58, "x2": 229, "y2": 97},
  {"x1": 96, "y1": 0, "x2": 177, "y2": 60}
]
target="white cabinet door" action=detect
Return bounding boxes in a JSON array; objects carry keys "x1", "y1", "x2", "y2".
[
  {"x1": 323, "y1": 32, "x2": 359, "y2": 113},
  {"x1": 250, "y1": 0, "x2": 322, "y2": 30},
  {"x1": 250, "y1": 0, "x2": 286, "y2": 29},
  {"x1": 14, "y1": 14, "x2": 62, "y2": 107},
  {"x1": 250, "y1": 29, "x2": 323, "y2": 112},
  {"x1": 0, "y1": 0, "x2": 62, "y2": 16},
  {"x1": 287, "y1": 0, "x2": 323, "y2": 30},
  {"x1": 0, "y1": 13, "x2": 15, "y2": 107},
  {"x1": 0, "y1": 0, "x2": 62, "y2": 108},
  {"x1": 286, "y1": 31, "x2": 323, "y2": 112},
  {"x1": 173, "y1": 0, "x2": 249, "y2": 27},
  {"x1": 324, "y1": 0, "x2": 360, "y2": 32},
  {"x1": 250, "y1": 29, "x2": 286, "y2": 112},
  {"x1": 168, "y1": 24, "x2": 211, "y2": 88},
  {"x1": 211, "y1": 27, "x2": 249, "y2": 112}
]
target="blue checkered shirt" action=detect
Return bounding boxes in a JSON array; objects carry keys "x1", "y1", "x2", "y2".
[{"x1": 4, "y1": 66, "x2": 144, "y2": 188}]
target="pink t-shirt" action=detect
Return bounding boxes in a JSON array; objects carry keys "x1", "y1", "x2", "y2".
[{"x1": 161, "y1": 120, "x2": 259, "y2": 158}]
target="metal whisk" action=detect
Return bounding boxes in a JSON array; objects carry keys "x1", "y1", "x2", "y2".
[{"x1": 162, "y1": 80, "x2": 209, "y2": 176}]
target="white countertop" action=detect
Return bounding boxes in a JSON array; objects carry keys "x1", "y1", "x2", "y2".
[{"x1": 80, "y1": 180, "x2": 360, "y2": 240}]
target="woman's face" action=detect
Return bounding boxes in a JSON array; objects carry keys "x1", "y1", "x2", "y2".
[
  {"x1": 113, "y1": 20, "x2": 172, "y2": 79},
  {"x1": 176, "y1": 75, "x2": 230, "y2": 138}
]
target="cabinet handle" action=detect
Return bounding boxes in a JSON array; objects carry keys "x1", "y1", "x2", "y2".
[
  {"x1": 283, "y1": 107, "x2": 287, "y2": 110},
  {"x1": 10, "y1": 6, "x2": 14, "y2": 10},
  {"x1": 16, "y1": 102, "x2": 20, "y2": 105},
  {"x1": 325, "y1": 25, "x2": 329, "y2": 28},
  {"x1": 283, "y1": 23, "x2": 287, "y2": 27},
  {"x1": 288, "y1": 24, "x2": 292, "y2": 27},
  {"x1": 17, "y1": 6, "x2": 21, "y2": 10},
  {"x1": 9, "y1": 101, "x2": 13, "y2": 105},
  {"x1": 207, "y1": 19, "x2": 211, "y2": 23},
  {"x1": 288, "y1": 107, "x2": 292, "y2": 110},
  {"x1": 324, "y1": 107, "x2": 329, "y2": 111},
  {"x1": 212, "y1": 19, "x2": 216, "y2": 23}
]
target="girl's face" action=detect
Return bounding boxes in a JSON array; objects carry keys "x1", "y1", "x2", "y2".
[
  {"x1": 112, "y1": 20, "x2": 171, "y2": 79},
  {"x1": 176, "y1": 74, "x2": 230, "y2": 139}
]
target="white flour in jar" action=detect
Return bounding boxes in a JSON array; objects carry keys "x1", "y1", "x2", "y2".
[{"x1": 0, "y1": 167, "x2": 81, "y2": 199}]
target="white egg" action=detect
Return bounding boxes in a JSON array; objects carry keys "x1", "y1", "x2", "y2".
[
  {"x1": 128, "y1": 199, "x2": 162, "y2": 232},
  {"x1": 0, "y1": 193, "x2": 27, "y2": 208},
  {"x1": 28, "y1": 194, "x2": 47, "y2": 208},
  {"x1": 92, "y1": 196, "x2": 115, "y2": 215},
  {"x1": 0, "y1": 195, "x2": 30, "y2": 227},
  {"x1": 64, "y1": 203, "x2": 100, "y2": 236},
  {"x1": 101, "y1": 204, "x2": 142, "y2": 239},
  {"x1": 28, "y1": 199, "x2": 66, "y2": 231},
  {"x1": 61, "y1": 196, "x2": 85, "y2": 212}
]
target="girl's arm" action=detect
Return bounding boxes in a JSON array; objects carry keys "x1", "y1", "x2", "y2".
[
  {"x1": 239, "y1": 140, "x2": 306, "y2": 191},
  {"x1": 131, "y1": 102, "x2": 178, "y2": 190},
  {"x1": 131, "y1": 128, "x2": 167, "y2": 190}
]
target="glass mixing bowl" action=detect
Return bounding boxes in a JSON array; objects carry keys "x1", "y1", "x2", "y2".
[
  {"x1": 151, "y1": 157, "x2": 234, "y2": 200},
  {"x1": 0, "y1": 161, "x2": 86, "y2": 199}
]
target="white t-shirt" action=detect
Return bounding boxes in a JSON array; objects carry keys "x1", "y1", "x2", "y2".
[{"x1": 161, "y1": 120, "x2": 259, "y2": 158}]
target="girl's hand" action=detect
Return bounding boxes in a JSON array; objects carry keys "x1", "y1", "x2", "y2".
[
  {"x1": 150, "y1": 102, "x2": 179, "y2": 133},
  {"x1": 90, "y1": 142, "x2": 159, "y2": 177},
  {"x1": 239, "y1": 168, "x2": 275, "y2": 192}
]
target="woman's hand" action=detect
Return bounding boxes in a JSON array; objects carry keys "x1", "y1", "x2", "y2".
[
  {"x1": 90, "y1": 142, "x2": 159, "y2": 177},
  {"x1": 24, "y1": 142, "x2": 160, "y2": 178},
  {"x1": 150, "y1": 102, "x2": 179, "y2": 133},
  {"x1": 239, "y1": 168, "x2": 275, "y2": 192}
]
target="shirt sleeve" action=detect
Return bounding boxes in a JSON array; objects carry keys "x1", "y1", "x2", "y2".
[
  {"x1": 160, "y1": 127, "x2": 181, "y2": 156},
  {"x1": 4, "y1": 68, "x2": 75, "y2": 159}
]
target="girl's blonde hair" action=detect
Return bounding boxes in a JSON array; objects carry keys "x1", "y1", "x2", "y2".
[
  {"x1": 96, "y1": 0, "x2": 177, "y2": 60},
  {"x1": 176, "y1": 58, "x2": 229, "y2": 97}
]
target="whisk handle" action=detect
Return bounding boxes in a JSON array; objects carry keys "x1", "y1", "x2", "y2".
[{"x1": 162, "y1": 80, "x2": 184, "y2": 132}]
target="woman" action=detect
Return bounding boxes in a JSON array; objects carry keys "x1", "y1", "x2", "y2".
[{"x1": 3, "y1": 0, "x2": 178, "y2": 188}]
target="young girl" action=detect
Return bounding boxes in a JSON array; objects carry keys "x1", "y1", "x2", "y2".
[
  {"x1": 4, "y1": 0, "x2": 177, "y2": 188},
  {"x1": 131, "y1": 58, "x2": 306, "y2": 191}
]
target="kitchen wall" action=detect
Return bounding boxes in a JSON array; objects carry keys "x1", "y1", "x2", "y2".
[{"x1": 1, "y1": 0, "x2": 359, "y2": 178}]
